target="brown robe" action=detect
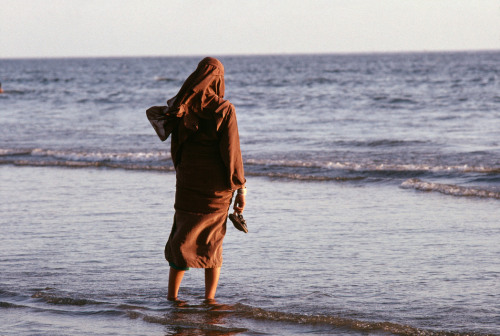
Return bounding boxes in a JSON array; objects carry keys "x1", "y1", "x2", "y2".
[{"x1": 146, "y1": 57, "x2": 245, "y2": 268}]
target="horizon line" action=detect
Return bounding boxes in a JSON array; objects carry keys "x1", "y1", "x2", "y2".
[{"x1": 1, "y1": 48, "x2": 499, "y2": 61}]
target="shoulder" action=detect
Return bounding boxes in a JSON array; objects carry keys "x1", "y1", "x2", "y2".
[
  {"x1": 226, "y1": 101, "x2": 235, "y2": 115},
  {"x1": 214, "y1": 99, "x2": 234, "y2": 117},
  {"x1": 214, "y1": 100, "x2": 236, "y2": 131}
]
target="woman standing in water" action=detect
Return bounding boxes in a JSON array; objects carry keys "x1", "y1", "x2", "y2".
[{"x1": 147, "y1": 57, "x2": 246, "y2": 301}]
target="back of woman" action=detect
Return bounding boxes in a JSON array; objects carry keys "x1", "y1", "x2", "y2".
[{"x1": 146, "y1": 57, "x2": 246, "y2": 301}]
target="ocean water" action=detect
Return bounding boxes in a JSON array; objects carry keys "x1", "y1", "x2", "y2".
[{"x1": 1, "y1": 52, "x2": 499, "y2": 335}]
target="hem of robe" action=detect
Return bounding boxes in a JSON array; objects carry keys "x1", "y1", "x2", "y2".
[{"x1": 164, "y1": 208, "x2": 230, "y2": 269}]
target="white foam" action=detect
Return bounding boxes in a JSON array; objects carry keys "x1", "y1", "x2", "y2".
[
  {"x1": 401, "y1": 178, "x2": 500, "y2": 199},
  {"x1": 0, "y1": 148, "x2": 32, "y2": 156},
  {"x1": 245, "y1": 158, "x2": 498, "y2": 174},
  {"x1": 29, "y1": 148, "x2": 171, "y2": 162}
]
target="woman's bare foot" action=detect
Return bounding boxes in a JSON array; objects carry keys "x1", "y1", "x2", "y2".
[{"x1": 203, "y1": 298, "x2": 218, "y2": 305}]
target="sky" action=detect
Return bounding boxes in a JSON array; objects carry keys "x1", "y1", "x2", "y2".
[{"x1": 0, "y1": 0, "x2": 499, "y2": 58}]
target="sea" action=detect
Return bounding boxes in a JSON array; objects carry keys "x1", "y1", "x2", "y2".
[{"x1": 0, "y1": 52, "x2": 499, "y2": 335}]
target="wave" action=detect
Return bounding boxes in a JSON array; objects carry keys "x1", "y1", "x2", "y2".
[
  {"x1": 401, "y1": 178, "x2": 500, "y2": 200},
  {"x1": 31, "y1": 291, "x2": 103, "y2": 306},
  {"x1": 246, "y1": 171, "x2": 366, "y2": 182},
  {"x1": 2, "y1": 159, "x2": 177, "y2": 172},
  {"x1": 0, "y1": 148, "x2": 175, "y2": 171},
  {"x1": 2, "y1": 148, "x2": 498, "y2": 174},
  {"x1": 2, "y1": 289, "x2": 493, "y2": 336},
  {"x1": 233, "y1": 304, "x2": 470, "y2": 336},
  {"x1": 246, "y1": 158, "x2": 500, "y2": 174},
  {"x1": 1, "y1": 148, "x2": 499, "y2": 193},
  {"x1": 0, "y1": 148, "x2": 170, "y2": 161}
]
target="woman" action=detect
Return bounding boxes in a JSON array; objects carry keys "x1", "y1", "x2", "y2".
[{"x1": 146, "y1": 57, "x2": 246, "y2": 301}]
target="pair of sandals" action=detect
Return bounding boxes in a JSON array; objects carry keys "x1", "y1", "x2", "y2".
[{"x1": 229, "y1": 212, "x2": 248, "y2": 233}]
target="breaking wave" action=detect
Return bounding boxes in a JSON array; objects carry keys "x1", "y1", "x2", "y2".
[
  {"x1": 0, "y1": 148, "x2": 175, "y2": 171},
  {"x1": 1, "y1": 148, "x2": 499, "y2": 199},
  {"x1": 246, "y1": 158, "x2": 499, "y2": 174},
  {"x1": 2, "y1": 148, "x2": 497, "y2": 174},
  {"x1": 401, "y1": 178, "x2": 500, "y2": 200}
]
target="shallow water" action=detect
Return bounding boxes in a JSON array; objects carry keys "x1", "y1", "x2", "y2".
[
  {"x1": 1, "y1": 166, "x2": 499, "y2": 335},
  {"x1": 1, "y1": 52, "x2": 499, "y2": 334},
  {"x1": 1, "y1": 52, "x2": 499, "y2": 197}
]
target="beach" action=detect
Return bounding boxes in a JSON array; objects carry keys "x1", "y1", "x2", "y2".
[
  {"x1": 1, "y1": 52, "x2": 499, "y2": 335},
  {"x1": 1, "y1": 165, "x2": 499, "y2": 335}
]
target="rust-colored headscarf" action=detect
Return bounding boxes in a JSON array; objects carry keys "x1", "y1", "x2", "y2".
[
  {"x1": 147, "y1": 57, "x2": 245, "y2": 190},
  {"x1": 147, "y1": 57, "x2": 231, "y2": 143}
]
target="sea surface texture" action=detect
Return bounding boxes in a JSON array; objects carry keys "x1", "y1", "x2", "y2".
[{"x1": 1, "y1": 52, "x2": 499, "y2": 335}]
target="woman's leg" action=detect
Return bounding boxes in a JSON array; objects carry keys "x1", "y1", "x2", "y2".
[
  {"x1": 168, "y1": 267, "x2": 185, "y2": 300},
  {"x1": 204, "y1": 267, "x2": 221, "y2": 300}
]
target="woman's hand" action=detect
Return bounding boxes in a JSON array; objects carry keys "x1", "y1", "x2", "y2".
[{"x1": 233, "y1": 194, "x2": 246, "y2": 213}]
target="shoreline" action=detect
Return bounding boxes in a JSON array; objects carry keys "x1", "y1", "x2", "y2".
[{"x1": 1, "y1": 165, "x2": 499, "y2": 335}]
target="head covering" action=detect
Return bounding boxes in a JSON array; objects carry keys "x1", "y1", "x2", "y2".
[
  {"x1": 146, "y1": 57, "x2": 245, "y2": 188},
  {"x1": 146, "y1": 57, "x2": 231, "y2": 142},
  {"x1": 167, "y1": 57, "x2": 230, "y2": 132},
  {"x1": 173, "y1": 57, "x2": 225, "y2": 104}
]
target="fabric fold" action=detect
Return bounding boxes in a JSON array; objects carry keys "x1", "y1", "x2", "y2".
[{"x1": 146, "y1": 57, "x2": 245, "y2": 268}]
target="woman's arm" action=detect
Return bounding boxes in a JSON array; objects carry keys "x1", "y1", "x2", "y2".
[{"x1": 219, "y1": 104, "x2": 246, "y2": 190}]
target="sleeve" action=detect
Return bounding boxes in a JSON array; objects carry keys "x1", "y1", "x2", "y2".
[
  {"x1": 219, "y1": 104, "x2": 246, "y2": 190},
  {"x1": 146, "y1": 106, "x2": 178, "y2": 141}
]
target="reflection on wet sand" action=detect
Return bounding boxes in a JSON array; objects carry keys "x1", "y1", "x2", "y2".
[{"x1": 144, "y1": 300, "x2": 245, "y2": 336}]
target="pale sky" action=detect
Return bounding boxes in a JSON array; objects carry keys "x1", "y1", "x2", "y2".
[{"x1": 0, "y1": 0, "x2": 499, "y2": 58}]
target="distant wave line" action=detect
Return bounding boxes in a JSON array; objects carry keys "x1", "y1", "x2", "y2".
[
  {"x1": 1, "y1": 148, "x2": 499, "y2": 182},
  {"x1": 246, "y1": 158, "x2": 500, "y2": 174},
  {"x1": 0, "y1": 159, "x2": 176, "y2": 172},
  {"x1": 1, "y1": 158, "x2": 358, "y2": 182},
  {"x1": 0, "y1": 148, "x2": 171, "y2": 162},
  {"x1": 2, "y1": 148, "x2": 498, "y2": 174}
]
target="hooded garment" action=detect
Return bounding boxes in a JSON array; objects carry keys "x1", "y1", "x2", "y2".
[
  {"x1": 146, "y1": 57, "x2": 245, "y2": 268},
  {"x1": 147, "y1": 57, "x2": 245, "y2": 190}
]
